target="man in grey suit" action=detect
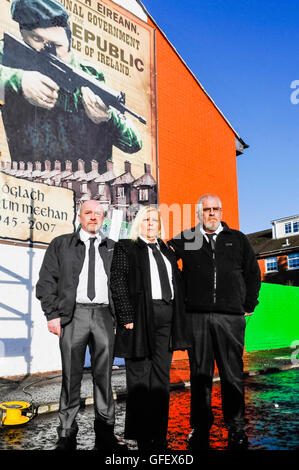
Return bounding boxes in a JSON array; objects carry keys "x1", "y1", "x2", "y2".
[{"x1": 36, "y1": 200, "x2": 125, "y2": 452}]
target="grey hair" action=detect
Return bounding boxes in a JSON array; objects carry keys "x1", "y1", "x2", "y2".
[{"x1": 197, "y1": 194, "x2": 222, "y2": 220}]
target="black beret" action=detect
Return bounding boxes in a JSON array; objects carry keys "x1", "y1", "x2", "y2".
[{"x1": 11, "y1": 0, "x2": 69, "y2": 30}]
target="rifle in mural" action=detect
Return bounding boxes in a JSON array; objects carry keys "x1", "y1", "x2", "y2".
[{"x1": 2, "y1": 32, "x2": 147, "y2": 125}]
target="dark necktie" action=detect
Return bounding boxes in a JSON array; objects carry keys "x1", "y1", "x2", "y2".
[
  {"x1": 87, "y1": 237, "x2": 96, "y2": 301},
  {"x1": 148, "y1": 243, "x2": 172, "y2": 303},
  {"x1": 206, "y1": 233, "x2": 216, "y2": 251}
]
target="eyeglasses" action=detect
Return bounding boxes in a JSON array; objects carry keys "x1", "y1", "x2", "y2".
[{"x1": 202, "y1": 207, "x2": 222, "y2": 213}]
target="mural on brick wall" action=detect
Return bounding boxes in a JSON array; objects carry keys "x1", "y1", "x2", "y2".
[{"x1": 0, "y1": 0, "x2": 157, "y2": 244}]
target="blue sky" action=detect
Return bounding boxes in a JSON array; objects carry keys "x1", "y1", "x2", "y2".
[{"x1": 141, "y1": 0, "x2": 299, "y2": 234}]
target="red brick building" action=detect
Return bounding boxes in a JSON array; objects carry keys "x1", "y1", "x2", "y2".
[
  {"x1": 247, "y1": 215, "x2": 299, "y2": 287},
  {"x1": 143, "y1": 4, "x2": 248, "y2": 237}
]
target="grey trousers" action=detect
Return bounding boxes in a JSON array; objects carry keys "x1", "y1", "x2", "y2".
[{"x1": 58, "y1": 304, "x2": 115, "y2": 432}]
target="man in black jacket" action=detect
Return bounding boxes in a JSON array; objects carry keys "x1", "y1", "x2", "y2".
[
  {"x1": 169, "y1": 194, "x2": 261, "y2": 450},
  {"x1": 36, "y1": 200, "x2": 124, "y2": 452}
]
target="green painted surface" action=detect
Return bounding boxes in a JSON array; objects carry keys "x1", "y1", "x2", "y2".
[{"x1": 245, "y1": 283, "x2": 299, "y2": 352}]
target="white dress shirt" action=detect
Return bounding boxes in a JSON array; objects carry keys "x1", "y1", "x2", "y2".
[
  {"x1": 140, "y1": 235, "x2": 174, "y2": 300},
  {"x1": 76, "y1": 229, "x2": 109, "y2": 304},
  {"x1": 200, "y1": 223, "x2": 223, "y2": 243}
]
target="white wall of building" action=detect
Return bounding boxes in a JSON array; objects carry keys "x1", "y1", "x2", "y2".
[
  {"x1": 272, "y1": 215, "x2": 299, "y2": 239},
  {"x1": 0, "y1": 243, "x2": 63, "y2": 377},
  {"x1": 0, "y1": 0, "x2": 145, "y2": 379}
]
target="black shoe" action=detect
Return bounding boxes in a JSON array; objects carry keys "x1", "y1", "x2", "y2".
[
  {"x1": 187, "y1": 428, "x2": 210, "y2": 451},
  {"x1": 55, "y1": 436, "x2": 77, "y2": 451},
  {"x1": 55, "y1": 427, "x2": 78, "y2": 451},
  {"x1": 152, "y1": 439, "x2": 169, "y2": 453},
  {"x1": 94, "y1": 435, "x2": 128, "y2": 453},
  {"x1": 94, "y1": 420, "x2": 128, "y2": 453},
  {"x1": 228, "y1": 429, "x2": 248, "y2": 450},
  {"x1": 137, "y1": 439, "x2": 153, "y2": 453}
]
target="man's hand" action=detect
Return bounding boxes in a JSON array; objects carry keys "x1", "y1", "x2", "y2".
[
  {"x1": 244, "y1": 312, "x2": 254, "y2": 317},
  {"x1": 22, "y1": 71, "x2": 59, "y2": 109},
  {"x1": 124, "y1": 323, "x2": 134, "y2": 330},
  {"x1": 81, "y1": 86, "x2": 110, "y2": 124},
  {"x1": 47, "y1": 317, "x2": 61, "y2": 337}
]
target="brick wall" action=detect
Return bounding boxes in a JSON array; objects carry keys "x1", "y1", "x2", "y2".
[
  {"x1": 149, "y1": 19, "x2": 241, "y2": 359},
  {"x1": 149, "y1": 18, "x2": 240, "y2": 238}
]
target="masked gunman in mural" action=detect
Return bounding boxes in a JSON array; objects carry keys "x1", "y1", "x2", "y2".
[
  {"x1": 110, "y1": 206, "x2": 189, "y2": 453},
  {"x1": 0, "y1": 0, "x2": 142, "y2": 173},
  {"x1": 169, "y1": 194, "x2": 261, "y2": 451},
  {"x1": 36, "y1": 200, "x2": 126, "y2": 452}
]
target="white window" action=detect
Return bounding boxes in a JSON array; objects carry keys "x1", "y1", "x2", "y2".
[
  {"x1": 81, "y1": 183, "x2": 87, "y2": 193},
  {"x1": 288, "y1": 253, "x2": 299, "y2": 270},
  {"x1": 284, "y1": 221, "x2": 299, "y2": 234},
  {"x1": 98, "y1": 185, "x2": 105, "y2": 196},
  {"x1": 139, "y1": 188, "x2": 149, "y2": 201},
  {"x1": 117, "y1": 187, "x2": 124, "y2": 198},
  {"x1": 293, "y1": 221, "x2": 299, "y2": 233},
  {"x1": 265, "y1": 257, "x2": 278, "y2": 272}
]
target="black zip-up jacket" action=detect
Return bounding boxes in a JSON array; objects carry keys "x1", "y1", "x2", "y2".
[
  {"x1": 169, "y1": 222, "x2": 261, "y2": 315},
  {"x1": 36, "y1": 230, "x2": 115, "y2": 326}
]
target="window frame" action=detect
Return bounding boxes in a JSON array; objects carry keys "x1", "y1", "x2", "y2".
[
  {"x1": 293, "y1": 221, "x2": 299, "y2": 233},
  {"x1": 285, "y1": 222, "x2": 292, "y2": 234},
  {"x1": 287, "y1": 252, "x2": 299, "y2": 270},
  {"x1": 265, "y1": 256, "x2": 278, "y2": 273},
  {"x1": 138, "y1": 188, "x2": 149, "y2": 201}
]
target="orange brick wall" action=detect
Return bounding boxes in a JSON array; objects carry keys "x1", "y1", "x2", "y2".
[
  {"x1": 258, "y1": 259, "x2": 265, "y2": 279},
  {"x1": 259, "y1": 256, "x2": 289, "y2": 280},
  {"x1": 148, "y1": 20, "x2": 241, "y2": 360},
  {"x1": 149, "y1": 19, "x2": 240, "y2": 238}
]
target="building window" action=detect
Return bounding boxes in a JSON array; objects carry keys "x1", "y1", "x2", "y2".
[
  {"x1": 285, "y1": 222, "x2": 292, "y2": 234},
  {"x1": 265, "y1": 257, "x2": 278, "y2": 272},
  {"x1": 117, "y1": 186, "x2": 124, "y2": 198},
  {"x1": 81, "y1": 183, "x2": 87, "y2": 193},
  {"x1": 284, "y1": 220, "x2": 299, "y2": 234},
  {"x1": 288, "y1": 253, "x2": 299, "y2": 270},
  {"x1": 139, "y1": 188, "x2": 149, "y2": 201},
  {"x1": 98, "y1": 185, "x2": 105, "y2": 196}
]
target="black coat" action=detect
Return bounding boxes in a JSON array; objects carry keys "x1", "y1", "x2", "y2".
[
  {"x1": 36, "y1": 231, "x2": 115, "y2": 326},
  {"x1": 169, "y1": 222, "x2": 261, "y2": 315},
  {"x1": 110, "y1": 238, "x2": 190, "y2": 358}
]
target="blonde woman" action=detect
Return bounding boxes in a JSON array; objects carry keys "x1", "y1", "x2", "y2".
[{"x1": 110, "y1": 205, "x2": 189, "y2": 453}]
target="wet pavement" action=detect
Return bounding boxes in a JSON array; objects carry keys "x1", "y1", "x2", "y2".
[
  {"x1": 0, "y1": 369, "x2": 298, "y2": 452},
  {"x1": 0, "y1": 347, "x2": 298, "y2": 452}
]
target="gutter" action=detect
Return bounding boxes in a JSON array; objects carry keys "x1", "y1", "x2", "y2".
[{"x1": 256, "y1": 244, "x2": 299, "y2": 258}]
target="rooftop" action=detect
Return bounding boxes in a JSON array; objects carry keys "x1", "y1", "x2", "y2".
[{"x1": 247, "y1": 229, "x2": 299, "y2": 257}]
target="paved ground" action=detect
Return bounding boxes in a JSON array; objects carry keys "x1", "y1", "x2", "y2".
[
  {"x1": 0, "y1": 367, "x2": 298, "y2": 453},
  {"x1": 0, "y1": 347, "x2": 298, "y2": 456},
  {"x1": 0, "y1": 347, "x2": 297, "y2": 416}
]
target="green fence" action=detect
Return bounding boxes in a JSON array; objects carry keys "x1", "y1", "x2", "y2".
[{"x1": 245, "y1": 283, "x2": 299, "y2": 352}]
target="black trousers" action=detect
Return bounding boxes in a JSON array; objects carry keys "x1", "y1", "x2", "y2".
[
  {"x1": 58, "y1": 304, "x2": 115, "y2": 434},
  {"x1": 124, "y1": 301, "x2": 173, "y2": 442},
  {"x1": 188, "y1": 313, "x2": 246, "y2": 431}
]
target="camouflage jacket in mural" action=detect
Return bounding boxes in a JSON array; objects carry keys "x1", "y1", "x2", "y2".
[{"x1": 0, "y1": 41, "x2": 142, "y2": 172}]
